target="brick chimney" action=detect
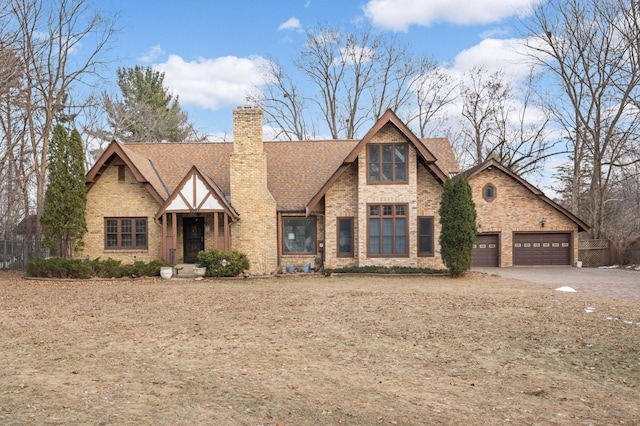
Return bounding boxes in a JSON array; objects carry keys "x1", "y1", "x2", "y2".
[{"x1": 229, "y1": 106, "x2": 278, "y2": 275}]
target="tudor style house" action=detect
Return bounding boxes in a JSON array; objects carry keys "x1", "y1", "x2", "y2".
[{"x1": 82, "y1": 106, "x2": 589, "y2": 274}]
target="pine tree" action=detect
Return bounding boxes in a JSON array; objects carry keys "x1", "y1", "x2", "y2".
[
  {"x1": 104, "y1": 65, "x2": 195, "y2": 142},
  {"x1": 41, "y1": 125, "x2": 88, "y2": 257},
  {"x1": 439, "y1": 176, "x2": 477, "y2": 277}
]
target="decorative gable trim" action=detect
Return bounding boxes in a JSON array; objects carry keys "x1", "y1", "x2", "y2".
[
  {"x1": 85, "y1": 140, "x2": 165, "y2": 205},
  {"x1": 463, "y1": 158, "x2": 591, "y2": 233},
  {"x1": 154, "y1": 165, "x2": 239, "y2": 221}
]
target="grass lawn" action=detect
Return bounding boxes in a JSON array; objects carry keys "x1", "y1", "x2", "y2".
[{"x1": 0, "y1": 271, "x2": 638, "y2": 425}]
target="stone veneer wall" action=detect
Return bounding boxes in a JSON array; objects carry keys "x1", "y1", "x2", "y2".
[
  {"x1": 230, "y1": 106, "x2": 278, "y2": 275},
  {"x1": 471, "y1": 168, "x2": 579, "y2": 267},
  {"x1": 81, "y1": 160, "x2": 162, "y2": 263}
]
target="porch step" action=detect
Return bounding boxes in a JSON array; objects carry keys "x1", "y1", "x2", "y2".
[{"x1": 172, "y1": 263, "x2": 196, "y2": 278}]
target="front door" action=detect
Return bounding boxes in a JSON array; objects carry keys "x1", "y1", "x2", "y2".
[{"x1": 183, "y1": 217, "x2": 204, "y2": 263}]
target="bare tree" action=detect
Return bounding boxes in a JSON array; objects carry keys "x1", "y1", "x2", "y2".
[
  {"x1": 260, "y1": 23, "x2": 441, "y2": 140},
  {"x1": 458, "y1": 66, "x2": 510, "y2": 166},
  {"x1": 523, "y1": 0, "x2": 640, "y2": 238},
  {"x1": 7, "y1": 0, "x2": 117, "y2": 240},
  {"x1": 256, "y1": 59, "x2": 314, "y2": 140},
  {"x1": 407, "y1": 65, "x2": 458, "y2": 138},
  {"x1": 491, "y1": 71, "x2": 558, "y2": 176},
  {"x1": 0, "y1": 10, "x2": 29, "y2": 240},
  {"x1": 294, "y1": 25, "x2": 345, "y2": 139}
]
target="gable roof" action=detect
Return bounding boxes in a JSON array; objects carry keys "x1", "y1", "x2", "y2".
[
  {"x1": 155, "y1": 165, "x2": 239, "y2": 221},
  {"x1": 87, "y1": 111, "x2": 458, "y2": 213},
  {"x1": 85, "y1": 141, "x2": 166, "y2": 204},
  {"x1": 462, "y1": 158, "x2": 590, "y2": 233},
  {"x1": 344, "y1": 109, "x2": 449, "y2": 182},
  {"x1": 304, "y1": 110, "x2": 453, "y2": 214}
]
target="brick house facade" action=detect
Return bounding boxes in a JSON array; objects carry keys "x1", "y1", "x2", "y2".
[{"x1": 81, "y1": 107, "x2": 589, "y2": 274}]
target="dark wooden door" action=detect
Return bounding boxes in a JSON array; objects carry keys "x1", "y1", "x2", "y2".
[
  {"x1": 472, "y1": 234, "x2": 499, "y2": 267},
  {"x1": 183, "y1": 217, "x2": 204, "y2": 263}
]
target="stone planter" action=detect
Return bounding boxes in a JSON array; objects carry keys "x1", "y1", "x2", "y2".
[
  {"x1": 193, "y1": 267, "x2": 207, "y2": 278},
  {"x1": 160, "y1": 266, "x2": 173, "y2": 279}
]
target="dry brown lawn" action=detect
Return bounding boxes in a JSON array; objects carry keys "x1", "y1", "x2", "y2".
[{"x1": 0, "y1": 271, "x2": 638, "y2": 425}]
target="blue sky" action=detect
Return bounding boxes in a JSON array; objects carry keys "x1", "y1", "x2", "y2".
[{"x1": 97, "y1": 0, "x2": 543, "y2": 139}]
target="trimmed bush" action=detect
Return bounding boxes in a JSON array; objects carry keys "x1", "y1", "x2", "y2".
[
  {"x1": 197, "y1": 249, "x2": 250, "y2": 277},
  {"x1": 324, "y1": 265, "x2": 446, "y2": 275},
  {"x1": 90, "y1": 257, "x2": 125, "y2": 278},
  {"x1": 27, "y1": 257, "x2": 92, "y2": 279},
  {"x1": 26, "y1": 257, "x2": 170, "y2": 279}
]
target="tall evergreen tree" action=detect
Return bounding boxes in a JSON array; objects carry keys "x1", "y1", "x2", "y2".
[
  {"x1": 41, "y1": 125, "x2": 87, "y2": 257},
  {"x1": 439, "y1": 176, "x2": 477, "y2": 277},
  {"x1": 102, "y1": 65, "x2": 196, "y2": 142}
]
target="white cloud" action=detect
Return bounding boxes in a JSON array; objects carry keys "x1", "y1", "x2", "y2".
[
  {"x1": 278, "y1": 17, "x2": 301, "y2": 31},
  {"x1": 153, "y1": 55, "x2": 271, "y2": 110},
  {"x1": 139, "y1": 45, "x2": 165, "y2": 63},
  {"x1": 451, "y1": 37, "x2": 539, "y2": 82},
  {"x1": 363, "y1": 0, "x2": 542, "y2": 31}
]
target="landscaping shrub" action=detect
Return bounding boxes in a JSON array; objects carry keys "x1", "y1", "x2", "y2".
[
  {"x1": 197, "y1": 249, "x2": 250, "y2": 277},
  {"x1": 324, "y1": 265, "x2": 445, "y2": 275},
  {"x1": 120, "y1": 259, "x2": 169, "y2": 277},
  {"x1": 90, "y1": 257, "x2": 125, "y2": 278},
  {"x1": 27, "y1": 257, "x2": 92, "y2": 279},
  {"x1": 26, "y1": 257, "x2": 170, "y2": 279}
]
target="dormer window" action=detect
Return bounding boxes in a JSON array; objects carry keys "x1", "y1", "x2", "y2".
[
  {"x1": 368, "y1": 144, "x2": 407, "y2": 183},
  {"x1": 483, "y1": 183, "x2": 496, "y2": 202}
]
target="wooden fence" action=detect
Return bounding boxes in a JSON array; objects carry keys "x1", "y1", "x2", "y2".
[{"x1": 578, "y1": 239, "x2": 620, "y2": 267}]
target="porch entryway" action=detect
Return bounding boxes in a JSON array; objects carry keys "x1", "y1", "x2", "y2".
[
  {"x1": 155, "y1": 166, "x2": 239, "y2": 265},
  {"x1": 183, "y1": 217, "x2": 204, "y2": 263}
]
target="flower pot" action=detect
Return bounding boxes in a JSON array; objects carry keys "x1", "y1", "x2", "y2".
[
  {"x1": 193, "y1": 267, "x2": 206, "y2": 277},
  {"x1": 160, "y1": 266, "x2": 173, "y2": 279}
]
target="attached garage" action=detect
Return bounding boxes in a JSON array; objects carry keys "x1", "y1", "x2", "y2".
[
  {"x1": 472, "y1": 234, "x2": 499, "y2": 267},
  {"x1": 513, "y1": 233, "x2": 571, "y2": 266}
]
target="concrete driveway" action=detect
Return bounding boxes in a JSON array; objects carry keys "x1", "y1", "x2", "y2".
[{"x1": 473, "y1": 266, "x2": 640, "y2": 304}]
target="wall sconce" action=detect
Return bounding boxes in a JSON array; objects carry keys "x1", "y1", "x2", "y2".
[
  {"x1": 477, "y1": 222, "x2": 482, "y2": 229},
  {"x1": 205, "y1": 225, "x2": 211, "y2": 233},
  {"x1": 540, "y1": 218, "x2": 546, "y2": 228}
]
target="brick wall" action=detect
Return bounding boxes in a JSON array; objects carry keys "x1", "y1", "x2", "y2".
[
  {"x1": 355, "y1": 123, "x2": 419, "y2": 267},
  {"x1": 230, "y1": 106, "x2": 278, "y2": 274},
  {"x1": 279, "y1": 202, "x2": 325, "y2": 272},
  {"x1": 416, "y1": 163, "x2": 446, "y2": 269},
  {"x1": 81, "y1": 160, "x2": 162, "y2": 263},
  {"x1": 324, "y1": 165, "x2": 359, "y2": 269},
  {"x1": 470, "y1": 168, "x2": 579, "y2": 266}
]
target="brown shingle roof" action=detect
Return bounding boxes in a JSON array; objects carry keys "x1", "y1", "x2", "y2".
[
  {"x1": 114, "y1": 136, "x2": 457, "y2": 212},
  {"x1": 120, "y1": 140, "x2": 358, "y2": 212},
  {"x1": 421, "y1": 137, "x2": 459, "y2": 176}
]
